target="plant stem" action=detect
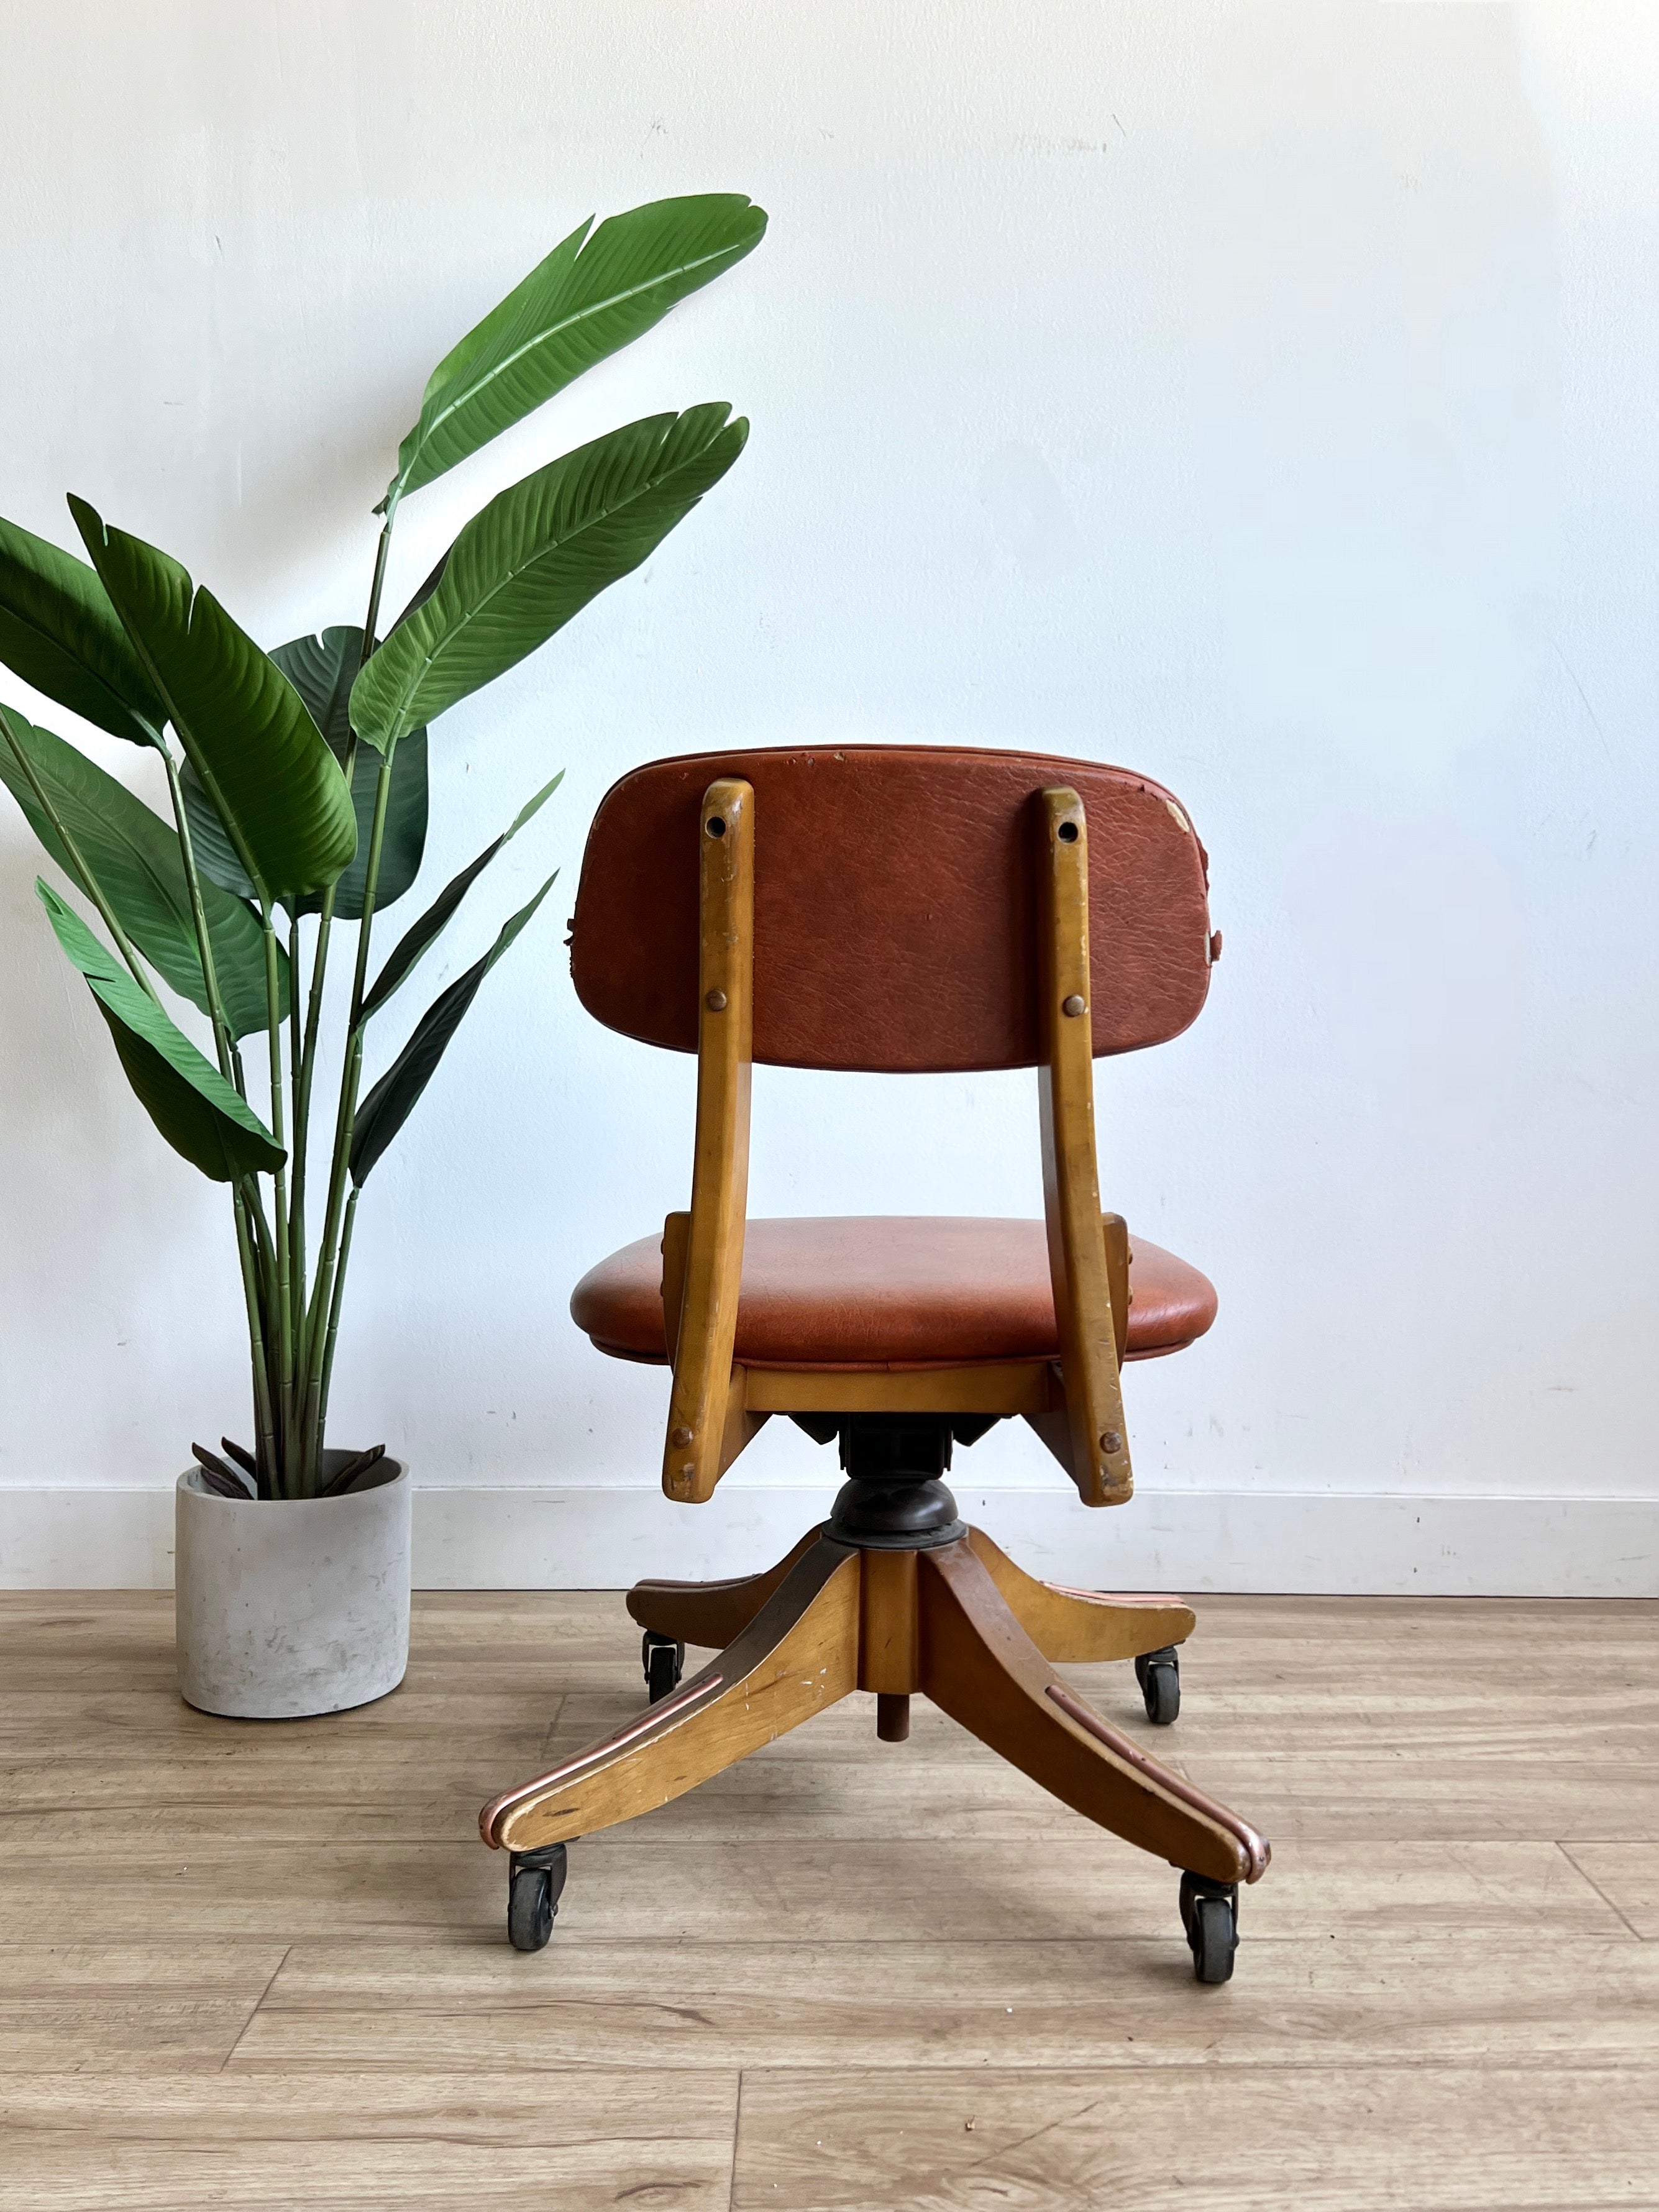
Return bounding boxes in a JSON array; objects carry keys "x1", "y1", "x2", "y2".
[
  {"x1": 361, "y1": 503, "x2": 396, "y2": 658},
  {"x1": 158, "y1": 740, "x2": 288, "y2": 1486},
  {"x1": 303, "y1": 1025, "x2": 360, "y2": 1359},
  {"x1": 1, "y1": 704, "x2": 158, "y2": 1000},
  {"x1": 316, "y1": 1184, "x2": 359, "y2": 1442},
  {"x1": 291, "y1": 926, "x2": 328, "y2": 1411},
  {"x1": 293, "y1": 503, "x2": 400, "y2": 1487},
  {"x1": 262, "y1": 912, "x2": 295, "y2": 1496},
  {"x1": 301, "y1": 752, "x2": 394, "y2": 1471},
  {"x1": 345, "y1": 763, "x2": 396, "y2": 1021},
  {"x1": 245, "y1": 1185, "x2": 277, "y2": 1310},
  {"x1": 286, "y1": 907, "x2": 308, "y2": 1379},
  {"x1": 290, "y1": 503, "x2": 392, "y2": 1346},
  {"x1": 234, "y1": 1179, "x2": 278, "y2": 1496}
]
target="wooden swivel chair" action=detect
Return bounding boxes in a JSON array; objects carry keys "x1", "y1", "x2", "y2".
[{"x1": 480, "y1": 746, "x2": 1269, "y2": 1983}]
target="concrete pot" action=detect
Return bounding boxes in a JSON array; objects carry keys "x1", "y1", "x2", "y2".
[{"x1": 175, "y1": 1455, "x2": 411, "y2": 1719}]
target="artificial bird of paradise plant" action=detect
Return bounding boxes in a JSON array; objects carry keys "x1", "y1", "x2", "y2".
[{"x1": 0, "y1": 191, "x2": 766, "y2": 1502}]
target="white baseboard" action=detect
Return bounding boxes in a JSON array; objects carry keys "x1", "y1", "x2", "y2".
[{"x1": 1, "y1": 1483, "x2": 1653, "y2": 1597}]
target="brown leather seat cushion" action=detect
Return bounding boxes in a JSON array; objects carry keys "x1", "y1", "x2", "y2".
[{"x1": 570, "y1": 1217, "x2": 1217, "y2": 1369}]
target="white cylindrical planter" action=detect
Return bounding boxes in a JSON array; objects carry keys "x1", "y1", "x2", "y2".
[{"x1": 175, "y1": 1457, "x2": 411, "y2": 1719}]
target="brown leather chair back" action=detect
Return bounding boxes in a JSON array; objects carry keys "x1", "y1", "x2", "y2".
[{"x1": 570, "y1": 744, "x2": 1213, "y2": 1074}]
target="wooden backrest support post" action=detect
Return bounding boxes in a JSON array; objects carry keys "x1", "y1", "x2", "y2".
[
  {"x1": 1032, "y1": 787, "x2": 1133, "y2": 1506},
  {"x1": 660, "y1": 778, "x2": 759, "y2": 1502}
]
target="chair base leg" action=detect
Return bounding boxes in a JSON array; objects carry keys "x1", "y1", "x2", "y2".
[
  {"x1": 484, "y1": 1535, "x2": 862, "y2": 1853},
  {"x1": 626, "y1": 1526, "x2": 822, "y2": 1648},
  {"x1": 965, "y1": 1527, "x2": 1197, "y2": 1663},
  {"x1": 918, "y1": 1540, "x2": 1268, "y2": 1885}
]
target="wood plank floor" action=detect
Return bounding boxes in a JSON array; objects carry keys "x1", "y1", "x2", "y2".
[{"x1": 1, "y1": 1586, "x2": 1653, "y2": 2208}]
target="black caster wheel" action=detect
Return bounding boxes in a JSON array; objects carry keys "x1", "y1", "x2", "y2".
[
  {"x1": 507, "y1": 1842, "x2": 568, "y2": 1952},
  {"x1": 642, "y1": 1631, "x2": 685, "y2": 1704},
  {"x1": 1135, "y1": 1645, "x2": 1181, "y2": 1725},
  {"x1": 1179, "y1": 1871, "x2": 1238, "y2": 1985}
]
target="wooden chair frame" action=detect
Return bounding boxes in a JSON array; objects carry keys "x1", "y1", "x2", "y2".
[{"x1": 657, "y1": 779, "x2": 1132, "y2": 1507}]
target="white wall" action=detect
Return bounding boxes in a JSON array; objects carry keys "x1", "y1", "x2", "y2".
[{"x1": 1, "y1": 2, "x2": 1655, "y2": 1591}]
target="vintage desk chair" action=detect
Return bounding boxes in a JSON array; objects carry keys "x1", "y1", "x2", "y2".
[{"x1": 480, "y1": 746, "x2": 1269, "y2": 1981}]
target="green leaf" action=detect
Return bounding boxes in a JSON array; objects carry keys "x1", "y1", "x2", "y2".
[
  {"x1": 68, "y1": 498, "x2": 358, "y2": 902},
  {"x1": 276, "y1": 627, "x2": 428, "y2": 918},
  {"x1": 180, "y1": 724, "x2": 429, "y2": 922},
  {"x1": 181, "y1": 626, "x2": 429, "y2": 918},
  {"x1": 272, "y1": 624, "x2": 361, "y2": 751},
  {"x1": 388, "y1": 194, "x2": 766, "y2": 506},
  {"x1": 352, "y1": 405, "x2": 747, "y2": 755},
  {"x1": 37, "y1": 880, "x2": 284, "y2": 1182},
  {"x1": 350, "y1": 874, "x2": 556, "y2": 1186},
  {"x1": 316, "y1": 726, "x2": 428, "y2": 921},
  {"x1": 360, "y1": 770, "x2": 561, "y2": 1024},
  {"x1": 0, "y1": 706, "x2": 282, "y2": 1036},
  {"x1": 0, "y1": 513, "x2": 167, "y2": 747}
]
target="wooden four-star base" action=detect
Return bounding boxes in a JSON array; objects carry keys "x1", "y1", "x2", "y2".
[{"x1": 479, "y1": 1525, "x2": 1269, "y2": 1896}]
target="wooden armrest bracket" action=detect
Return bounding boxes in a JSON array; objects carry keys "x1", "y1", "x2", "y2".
[
  {"x1": 1103, "y1": 1210, "x2": 1130, "y2": 1363},
  {"x1": 1035, "y1": 787, "x2": 1132, "y2": 1506}
]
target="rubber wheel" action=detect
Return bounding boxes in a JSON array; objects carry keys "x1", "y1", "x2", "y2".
[
  {"x1": 1191, "y1": 1897, "x2": 1236, "y2": 1983},
  {"x1": 642, "y1": 1632, "x2": 685, "y2": 1704},
  {"x1": 1179, "y1": 1872, "x2": 1238, "y2": 1985},
  {"x1": 508, "y1": 1863, "x2": 555, "y2": 1952},
  {"x1": 507, "y1": 1843, "x2": 567, "y2": 1953},
  {"x1": 1135, "y1": 1647, "x2": 1181, "y2": 1725}
]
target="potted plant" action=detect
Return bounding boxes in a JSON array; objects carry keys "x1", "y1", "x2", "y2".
[{"x1": 0, "y1": 193, "x2": 766, "y2": 1717}]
